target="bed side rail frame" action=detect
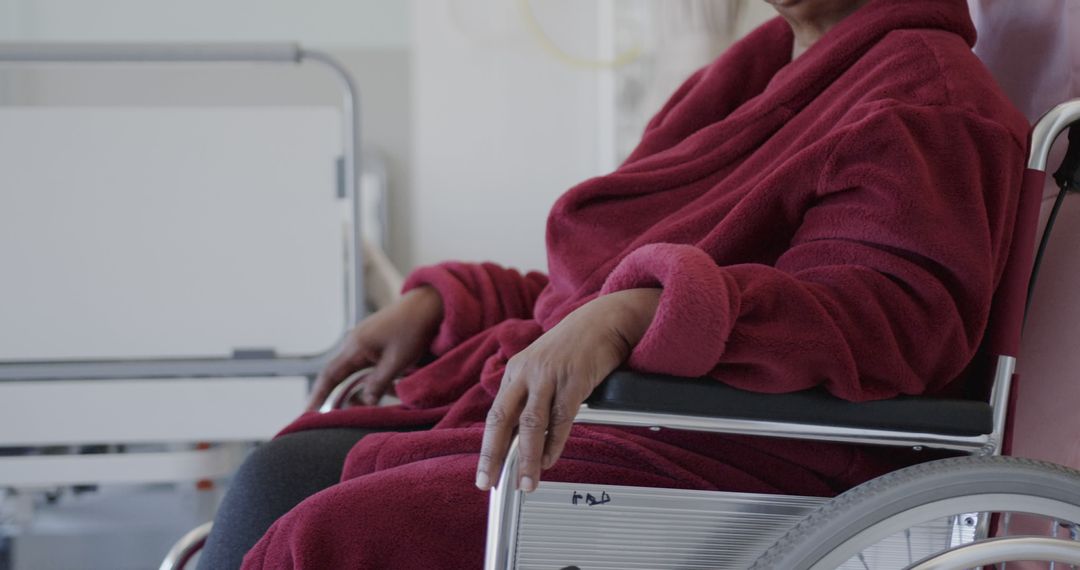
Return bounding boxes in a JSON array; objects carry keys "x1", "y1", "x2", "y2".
[{"x1": 0, "y1": 41, "x2": 364, "y2": 381}]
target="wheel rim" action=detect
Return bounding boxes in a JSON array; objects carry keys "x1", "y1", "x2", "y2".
[{"x1": 808, "y1": 495, "x2": 1080, "y2": 569}]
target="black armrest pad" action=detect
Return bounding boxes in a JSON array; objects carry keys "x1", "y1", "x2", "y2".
[{"x1": 585, "y1": 371, "x2": 992, "y2": 437}]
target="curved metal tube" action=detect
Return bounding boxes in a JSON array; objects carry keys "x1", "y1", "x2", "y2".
[
  {"x1": 0, "y1": 42, "x2": 301, "y2": 63},
  {"x1": 301, "y1": 49, "x2": 366, "y2": 330},
  {"x1": 318, "y1": 369, "x2": 372, "y2": 413},
  {"x1": 0, "y1": 354, "x2": 329, "y2": 382},
  {"x1": 985, "y1": 354, "x2": 1016, "y2": 456},
  {"x1": 157, "y1": 367, "x2": 359, "y2": 570},
  {"x1": 575, "y1": 406, "x2": 991, "y2": 453},
  {"x1": 159, "y1": 368, "x2": 363, "y2": 568},
  {"x1": 484, "y1": 437, "x2": 523, "y2": 570},
  {"x1": 1029, "y1": 99, "x2": 1080, "y2": 171},
  {"x1": 907, "y1": 536, "x2": 1080, "y2": 570},
  {"x1": 158, "y1": 521, "x2": 213, "y2": 570}
]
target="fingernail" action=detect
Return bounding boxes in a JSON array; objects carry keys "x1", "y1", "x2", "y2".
[
  {"x1": 520, "y1": 476, "x2": 536, "y2": 493},
  {"x1": 475, "y1": 472, "x2": 489, "y2": 490}
]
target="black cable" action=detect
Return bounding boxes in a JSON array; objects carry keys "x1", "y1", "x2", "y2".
[
  {"x1": 1027, "y1": 124, "x2": 1080, "y2": 319},
  {"x1": 1026, "y1": 178, "x2": 1071, "y2": 317}
]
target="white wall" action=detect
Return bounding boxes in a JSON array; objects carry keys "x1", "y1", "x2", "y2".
[
  {"x1": 0, "y1": 0, "x2": 408, "y2": 48},
  {"x1": 738, "y1": 1, "x2": 778, "y2": 36},
  {"x1": 408, "y1": 0, "x2": 773, "y2": 273},
  {"x1": 0, "y1": 0, "x2": 416, "y2": 268},
  {"x1": 410, "y1": 0, "x2": 609, "y2": 272},
  {"x1": 1, "y1": 0, "x2": 775, "y2": 276}
]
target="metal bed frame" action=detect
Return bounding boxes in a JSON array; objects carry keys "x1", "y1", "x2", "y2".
[
  {"x1": 0, "y1": 42, "x2": 369, "y2": 569},
  {"x1": 0, "y1": 41, "x2": 365, "y2": 382}
]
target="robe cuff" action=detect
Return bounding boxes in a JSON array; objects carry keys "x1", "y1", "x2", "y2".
[
  {"x1": 402, "y1": 265, "x2": 483, "y2": 356},
  {"x1": 600, "y1": 244, "x2": 740, "y2": 377}
]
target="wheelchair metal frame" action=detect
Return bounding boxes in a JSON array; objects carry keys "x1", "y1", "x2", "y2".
[
  {"x1": 910, "y1": 536, "x2": 1080, "y2": 569},
  {"x1": 159, "y1": 101, "x2": 1080, "y2": 570},
  {"x1": 157, "y1": 374, "x2": 375, "y2": 570},
  {"x1": 149, "y1": 93, "x2": 1080, "y2": 569},
  {"x1": 482, "y1": 356, "x2": 1014, "y2": 570},
  {"x1": 483, "y1": 98, "x2": 1080, "y2": 569}
]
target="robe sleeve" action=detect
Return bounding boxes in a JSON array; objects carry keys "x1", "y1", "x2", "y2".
[
  {"x1": 600, "y1": 105, "x2": 1027, "y2": 401},
  {"x1": 402, "y1": 261, "x2": 549, "y2": 356}
]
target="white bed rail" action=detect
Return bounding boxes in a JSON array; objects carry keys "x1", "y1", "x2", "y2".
[{"x1": 0, "y1": 41, "x2": 365, "y2": 381}]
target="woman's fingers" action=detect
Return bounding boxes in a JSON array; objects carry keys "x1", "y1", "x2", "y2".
[
  {"x1": 476, "y1": 363, "x2": 571, "y2": 493},
  {"x1": 541, "y1": 396, "x2": 576, "y2": 469},
  {"x1": 360, "y1": 349, "x2": 405, "y2": 405},
  {"x1": 476, "y1": 373, "x2": 527, "y2": 491},
  {"x1": 306, "y1": 348, "x2": 368, "y2": 411},
  {"x1": 472, "y1": 297, "x2": 640, "y2": 490},
  {"x1": 515, "y1": 383, "x2": 556, "y2": 492}
]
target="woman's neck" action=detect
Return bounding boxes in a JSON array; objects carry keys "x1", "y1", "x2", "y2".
[{"x1": 769, "y1": 0, "x2": 871, "y2": 59}]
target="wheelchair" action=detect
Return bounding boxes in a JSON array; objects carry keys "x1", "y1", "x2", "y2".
[{"x1": 162, "y1": 100, "x2": 1080, "y2": 570}]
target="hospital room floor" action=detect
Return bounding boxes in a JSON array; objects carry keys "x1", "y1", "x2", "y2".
[{"x1": 1, "y1": 483, "x2": 220, "y2": 570}]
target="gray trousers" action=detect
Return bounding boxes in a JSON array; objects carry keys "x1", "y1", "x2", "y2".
[{"x1": 196, "y1": 427, "x2": 416, "y2": 570}]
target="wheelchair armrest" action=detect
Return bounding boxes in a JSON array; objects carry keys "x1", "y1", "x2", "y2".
[
  {"x1": 318, "y1": 370, "x2": 372, "y2": 413},
  {"x1": 585, "y1": 371, "x2": 993, "y2": 437}
]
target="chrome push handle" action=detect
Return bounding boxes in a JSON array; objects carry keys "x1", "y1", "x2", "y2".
[{"x1": 1029, "y1": 99, "x2": 1080, "y2": 172}]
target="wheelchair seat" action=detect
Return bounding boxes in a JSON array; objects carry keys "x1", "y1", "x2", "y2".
[
  {"x1": 478, "y1": 98, "x2": 1080, "y2": 570},
  {"x1": 162, "y1": 36, "x2": 1080, "y2": 570},
  {"x1": 161, "y1": 99, "x2": 1080, "y2": 570},
  {"x1": 590, "y1": 371, "x2": 993, "y2": 437}
]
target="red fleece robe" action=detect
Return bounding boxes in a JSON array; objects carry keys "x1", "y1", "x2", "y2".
[{"x1": 243, "y1": 0, "x2": 1028, "y2": 567}]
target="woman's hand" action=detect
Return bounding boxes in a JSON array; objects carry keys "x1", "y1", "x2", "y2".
[
  {"x1": 475, "y1": 288, "x2": 660, "y2": 492},
  {"x1": 306, "y1": 286, "x2": 444, "y2": 411}
]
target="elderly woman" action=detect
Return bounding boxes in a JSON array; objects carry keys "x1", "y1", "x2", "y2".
[{"x1": 200, "y1": 0, "x2": 1028, "y2": 567}]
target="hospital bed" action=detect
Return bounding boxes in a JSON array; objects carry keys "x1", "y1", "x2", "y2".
[
  {"x1": 158, "y1": 91, "x2": 1080, "y2": 569},
  {"x1": 0, "y1": 41, "x2": 403, "y2": 567}
]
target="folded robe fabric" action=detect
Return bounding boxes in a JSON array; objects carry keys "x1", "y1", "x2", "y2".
[{"x1": 242, "y1": 0, "x2": 1029, "y2": 567}]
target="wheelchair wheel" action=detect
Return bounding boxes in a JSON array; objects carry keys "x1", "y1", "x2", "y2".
[{"x1": 750, "y1": 456, "x2": 1080, "y2": 570}]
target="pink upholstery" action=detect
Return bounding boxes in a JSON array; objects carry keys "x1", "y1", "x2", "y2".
[
  {"x1": 974, "y1": 1, "x2": 1080, "y2": 558},
  {"x1": 972, "y1": 0, "x2": 1080, "y2": 470},
  {"x1": 969, "y1": 0, "x2": 1080, "y2": 124}
]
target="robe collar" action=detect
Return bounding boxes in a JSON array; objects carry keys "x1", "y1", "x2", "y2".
[
  {"x1": 768, "y1": 0, "x2": 976, "y2": 112},
  {"x1": 617, "y1": 0, "x2": 976, "y2": 175}
]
